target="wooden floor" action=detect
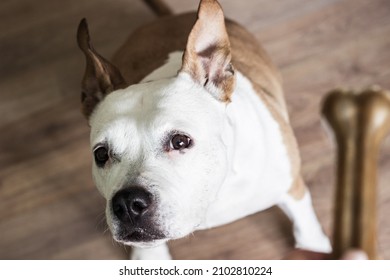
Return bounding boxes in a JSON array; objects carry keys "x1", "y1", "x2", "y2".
[{"x1": 0, "y1": 0, "x2": 389, "y2": 259}]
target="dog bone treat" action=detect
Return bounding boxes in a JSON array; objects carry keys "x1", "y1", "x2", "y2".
[{"x1": 322, "y1": 87, "x2": 390, "y2": 259}]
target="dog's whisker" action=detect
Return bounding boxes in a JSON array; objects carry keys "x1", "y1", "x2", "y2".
[{"x1": 102, "y1": 226, "x2": 110, "y2": 235}]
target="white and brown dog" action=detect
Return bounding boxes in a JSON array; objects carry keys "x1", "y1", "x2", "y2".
[{"x1": 77, "y1": 0, "x2": 331, "y2": 259}]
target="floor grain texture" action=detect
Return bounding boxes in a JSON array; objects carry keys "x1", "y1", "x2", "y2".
[{"x1": 0, "y1": 0, "x2": 389, "y2": 259}]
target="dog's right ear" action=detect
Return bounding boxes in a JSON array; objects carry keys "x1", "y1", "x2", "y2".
[{"x1": 77, "y1": 18, "x2": 127, "y2": 119}]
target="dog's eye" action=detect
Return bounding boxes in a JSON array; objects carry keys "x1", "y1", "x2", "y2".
[
  {"x1": 170, "y1": 134, "x2": 192, "y2": 151},
  {"x1": 94, "y1": 146, "x2": 109, "y2": 167}
]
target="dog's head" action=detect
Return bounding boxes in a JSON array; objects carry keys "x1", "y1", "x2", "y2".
[{"x1": 77, "y1": 0, "x2": 235, "y2": 248}]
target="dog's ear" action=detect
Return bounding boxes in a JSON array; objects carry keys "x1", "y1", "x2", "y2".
[
  {"x1": 77, "y1": 18, "x2": 127, "y2": 119},
  {"x1": 180, "y1": 0, "x2": 235, "y2": 102}
]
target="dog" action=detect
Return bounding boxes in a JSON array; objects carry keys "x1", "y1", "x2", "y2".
[{"x1": 77, "y1": 0, "x2": 332, "y2": 259}]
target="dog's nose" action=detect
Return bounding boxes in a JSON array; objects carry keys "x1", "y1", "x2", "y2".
[{"x1": 112, "y1": 187, "x2": 153, "y2": 223}]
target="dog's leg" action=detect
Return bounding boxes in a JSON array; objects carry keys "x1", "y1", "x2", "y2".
[
  {"x1": 130, "y1": 243, "x2": 171, "y2": 260},
  {"x1": 278, "y1": 177, "x2": 332, "y2": 253}
]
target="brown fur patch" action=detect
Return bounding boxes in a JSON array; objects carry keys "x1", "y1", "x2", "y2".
[{"x1": 288, "y1": 175, "x2": 307, "y2": 200}]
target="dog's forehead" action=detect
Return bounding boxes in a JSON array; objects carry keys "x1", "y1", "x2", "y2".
[{"x1": 89, "y1": 75, "x2": 223, "y2": 144}]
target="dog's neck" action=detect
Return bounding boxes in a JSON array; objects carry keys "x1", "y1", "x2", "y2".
[{"x1": 141, "y1": 51, "x2": 293, "y2": 229}]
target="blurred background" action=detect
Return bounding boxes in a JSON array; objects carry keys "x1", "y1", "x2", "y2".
[{"x1": 0, "y1": 0, "x2": 389, "y2": 259}]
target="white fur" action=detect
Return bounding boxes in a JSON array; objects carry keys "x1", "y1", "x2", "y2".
[
  {"x1": 131, "y1": 243, "x2": 171, "y2": 260},
  {"x1": 139, "y1": 51, "x2": 293, "y2": 228},
  {"x1": 278, "y1": 191, "x2": 332, "y2": 253},
  {"x1": 201, "y1": 69, "x2": 292, "y2": 228},
  {"x1": 90, "y1": 61, "x2": 229, "y2": 244},
  {"x1": 89, "y1": 51, "x2": 331, "y2": 259}
]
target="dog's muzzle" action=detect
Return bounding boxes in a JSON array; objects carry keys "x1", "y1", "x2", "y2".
[{"x1": 111, "y1": 186, "x2": 165, "y2": 243}]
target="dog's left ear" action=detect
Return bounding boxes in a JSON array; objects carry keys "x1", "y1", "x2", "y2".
[
  {"x1": 180, "y1": 0, "x2": 235, "y2": 102},
  {"x1": 77, "y1": 18, "x2": 127, "y2": 119}
]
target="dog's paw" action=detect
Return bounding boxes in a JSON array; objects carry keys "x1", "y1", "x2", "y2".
[
  {"x1": 295, "y1": 230, "x2": 332, "y2": 254},
  {"x1": 130, "y1": 244, "x2": 172, "y2": 260}
]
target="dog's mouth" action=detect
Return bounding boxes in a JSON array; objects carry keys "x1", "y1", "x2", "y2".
[{"x1": 116, "y1": 227, "x2": 166, "y2": 244}]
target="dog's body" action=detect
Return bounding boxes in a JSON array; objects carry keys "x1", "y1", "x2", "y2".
[{"x1": 78, "y1": 0, "x2": 331, "y2": 259}]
